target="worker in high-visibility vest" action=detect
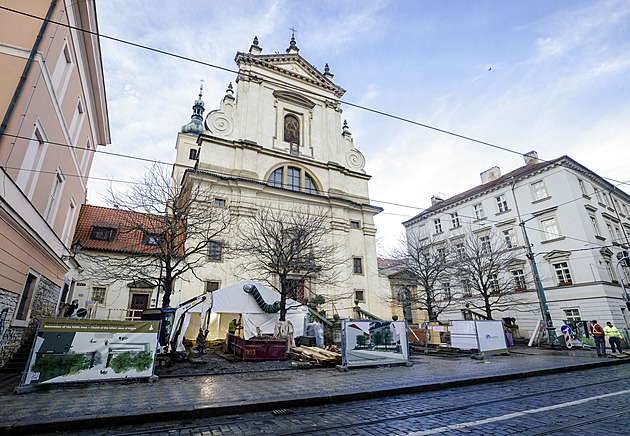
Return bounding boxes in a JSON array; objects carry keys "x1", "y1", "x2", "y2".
[
  {"x1": 604, "y1": 321, "x2": 623, "y2": 354},
  {"x1": 590, "y1": 320, "x2": 606, "y2": 357}
]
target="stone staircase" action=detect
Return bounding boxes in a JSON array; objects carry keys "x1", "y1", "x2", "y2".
[{"x1": 0, "y1": 337, "x2": 34, "y2": 374}]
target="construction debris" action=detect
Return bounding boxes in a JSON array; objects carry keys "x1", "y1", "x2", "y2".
[{"x1": 290, "y1": 345, "x2": 342, "y2": 366}]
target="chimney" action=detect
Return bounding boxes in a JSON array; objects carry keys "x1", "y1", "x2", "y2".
[
  {"x1": 431, "y1": 195, "x2": 444, "y2": 206},
  {"x1": 523, "y1": 150, "x2": 539, "y2": 165},
  {"x1": 480, "y1": 166, "x2": 501, "y2": 184}
]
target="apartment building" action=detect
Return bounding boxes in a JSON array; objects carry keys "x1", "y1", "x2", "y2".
[
  {"x1": 403, "y1": 152, "x2": 630, "y2": 337},
  {"x1": 0, "y1": 0, "x2": 110, "y2": 366}
]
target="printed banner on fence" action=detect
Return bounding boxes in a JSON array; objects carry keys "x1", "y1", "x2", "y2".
[
  {"x1": 21, "y1": 318, "x2": 160, "y2": 386},
  {"x1": 342, "y1": 320, "x2": 409, "y2": 367}
]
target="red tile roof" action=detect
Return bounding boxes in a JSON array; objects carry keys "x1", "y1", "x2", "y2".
[{"x1": 73, "y1": 204, "x2": 169, "y2": 255}]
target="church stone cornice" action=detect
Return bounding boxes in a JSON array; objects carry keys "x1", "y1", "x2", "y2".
[{"x1": 197, "y1": 134, "x2": 372, "y2": 181}]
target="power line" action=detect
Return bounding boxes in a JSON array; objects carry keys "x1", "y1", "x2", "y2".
[
  {"x1": 3, "y1": 4, "x2": 630, "y2": 191},
  {"x1": 1, "y1": 6, "x2": 629, "y2": 250},
  {"x1": 1, "y1": 133, "x2": 626, "y2": 248}
]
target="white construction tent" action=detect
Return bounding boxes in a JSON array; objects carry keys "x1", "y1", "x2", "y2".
[{"x1": 179, "y1": 280, "x2": 309, "y2": 345}]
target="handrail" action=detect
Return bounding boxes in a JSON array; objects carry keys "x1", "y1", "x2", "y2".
[{"x1": 307, "y1": 307, "x2": 333, "y2": 327}]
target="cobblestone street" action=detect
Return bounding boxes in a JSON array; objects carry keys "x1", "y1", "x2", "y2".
[{"x1": 46, "y1": 362, "x2": 630, "y2": 435}]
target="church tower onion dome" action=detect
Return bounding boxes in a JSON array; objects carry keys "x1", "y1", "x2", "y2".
[{"x1": 180, "y1": 85, "x2": 205, "y2": 136}]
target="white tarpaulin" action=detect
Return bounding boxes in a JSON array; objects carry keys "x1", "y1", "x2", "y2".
[{"x1": 180, "y1": 280, "x2": 308, "y2": 343}]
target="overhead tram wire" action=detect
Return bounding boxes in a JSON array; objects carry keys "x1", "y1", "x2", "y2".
[
  {"x1": 3, "y1": 129, "x2": 627, "y2": 248},
  {"x1": 3, "y1": 4, "x2": 630, "y2": 190},
  {"x1": 2, "y1": 7, "x2": 629, "y2": 247}
]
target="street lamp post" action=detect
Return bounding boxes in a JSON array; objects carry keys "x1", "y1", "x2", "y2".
[{"x1": 520, "y1": 221, "x2": 560, "y2": 346}]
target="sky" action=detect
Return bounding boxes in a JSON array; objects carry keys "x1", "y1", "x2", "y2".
[{"x1": 90, "y1": 0, "x2": 630, "y2": 255}]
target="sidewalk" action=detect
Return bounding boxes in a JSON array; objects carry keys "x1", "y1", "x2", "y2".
[{"x1": 0, "y1": 346, "x2": 628, "y2": 435}]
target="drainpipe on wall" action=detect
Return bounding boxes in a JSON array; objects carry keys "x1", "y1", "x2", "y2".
[{"x1": 0, "y1": 0, "x2": 58, "y2": 142}]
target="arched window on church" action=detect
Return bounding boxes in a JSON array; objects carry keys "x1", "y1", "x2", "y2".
[
  {"x1": 266, "y1": 165, "x2": 318, "y2": 195},
  {"x1": 304, "y1": 173, "x2": 317, "y2": 194},
  {"x1": 287, "y1": 167, "x2": 300, "y2": 191},
  {"x1": 283, "y1": 114, "x2": 300, "y2": 145},
  {"x1": 267, "y1": 167, "x2": 283, "y2": 187}
]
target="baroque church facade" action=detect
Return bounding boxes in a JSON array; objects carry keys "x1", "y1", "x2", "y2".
[{"x1": 173, "y1": 36, "x2": 389, "y2": 320}]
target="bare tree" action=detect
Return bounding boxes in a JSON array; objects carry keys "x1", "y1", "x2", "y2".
[
  {"x1": 234, "y1": 205, "x2": 346, "y2": 322},
  {"x1": 79, "y1": 165, "x2": 229, "y2": 308},
  {"x1": 454, "y1": 227, "x2": 526, "y2": 319},
  {"x1": 388, "y1": 231, "x2": 453, "y2": 321}
]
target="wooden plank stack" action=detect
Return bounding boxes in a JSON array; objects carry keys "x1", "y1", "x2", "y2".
[{"x1": 290, "y1": 345, "x2": 342, "y2": 366}]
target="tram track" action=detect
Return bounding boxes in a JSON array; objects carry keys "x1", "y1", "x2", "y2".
[{"x1": 105, "y1": 372, "x2": 630, "y2": 436}]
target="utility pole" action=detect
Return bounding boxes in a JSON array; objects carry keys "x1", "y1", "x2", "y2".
[
  {"x1": 615, "y1": 253, "x2": 630, "y2": 311},
  {"x1": 520, "y1": 221, "x2": 559, "y2": 346}
]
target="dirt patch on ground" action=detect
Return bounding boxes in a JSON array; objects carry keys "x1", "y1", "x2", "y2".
[{"x1": 155, "y1": 344, "x2": 294, "y2": 377}]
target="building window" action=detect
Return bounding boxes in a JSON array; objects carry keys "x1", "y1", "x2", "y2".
[
  {"x1": 563, "y1": 308, "x2": 581, "y2": 322},
  {"x1": 442, "y1": 282, "x2": 451, "y2": 299},
  {"x1": 488, "y1": 274, "x2": 500, "y2": 293},
  {"x1": 142, "y1": 232, "x2": 164, "y2": 246},
  {"x1": 189, "y1": 148, "x2": 198, "y2": 160},
  {"x1": 90, "y1": 226, "x2": 116, "y2": 241},
  {"x1": 541, "y1": 217, "x2": 561, "y2": 240},
  {"x1": 287, "y1": 166, "x2": 301, "y2": 191},
  {"x1": 91, "y1": 286, "x2": 107, "y2": 304},
  {"x1": 455, "y1": 243, "x2": 465, "y2": 260},
  {"x1": 606, "y1": 223, "x2": 614, "y2": 239},
  {"x1": 474, "y1": 203, "x2": 485, "y2": 219},
  {"x1": 578, "y1": 179, "x2": 587, "y2": 196},
  {"x1": 355, "y1": 290, "x2": 364, "y2": 302},
  {"x1": 44, "y1": 169, "x2": 65, "y2": 221},
  {"x1": 531, "y1": 181, "x2": 548, "y2": 201},
  {"x1": 353, "y1": 257, "x2": 363, "y2": 274},
  {"x1": 267, "y1": 167, "x2": 283, "y2": 188},
  {"x1": 603, "y1": 193, "x2": 611, "y2": 207},
  {"x1": 615, "y1": 226, "x2": 623, "y2": 242},
  {"x1": 480, "y1": 235, "x2": 491, "y2": 254},
  {"x1": 503, "y1": 229, "x2": 514, "y2": 248},
  {"x1": 434, "y1": 219, "x2": 442, "y2": 234},
  {"x1": 206, "y1": 281, "x2": 220, "y2": 292},
  {"x1": 496, "y1": 195, "x2": 508, "y2": 213},
  {"x1": 283, "y1": 114, "x2": 300, "y2": 144},
  {"x1": 605, "y1": 261, "x2": 616, "y2": 282},
  {"x1": 208, "y1": 241, "x2": 222, "y2": 261},
  {"x1": 304, "y1": 173, "x2": 316, "y2": 194},
  {"x1": 437, "y1": 247, "x2": 447, "y2": 262},
  {"x1": 512, "y1": 270, "x2": 526, "y2": 290},
  {"x1": 553, "y1": 262, "x2": 572, "y2": 285},
  {"x1": 461, "y1": 280, "x2": 472, "y2": 297},
  {"x1": 214, "y1": 198, "x2": 226, "y2": 207},
  {"x1": 350, "y1": 220, "x2": 360, "y2": 229},
  {"x1": 590, "y1": 216, "x2": 601, "y2": 237},
  {"x1": 451, "y1": 212, "x2": 460, "y2": 228},
  {"x1": 623, "y1": 204, "x2": 629, "y2": 216},
  {"x1": 266, "y1": 166, "x2": 318, "y2": 194}
]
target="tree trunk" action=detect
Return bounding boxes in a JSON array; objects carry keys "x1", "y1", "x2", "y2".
[
  {"x1": 279, "y1": 282, "x2": 288, "y2": 321},
  {"x1": 484, "y1": 298, "x2": 493, "y2": 320}
]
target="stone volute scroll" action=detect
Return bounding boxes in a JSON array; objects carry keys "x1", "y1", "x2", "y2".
[
  {"x1": 342, "y1": 120, "x2": 366, "y2": 173},
  {"x1": 205, "y1": 83, "x2": 235, "y2": 138}
]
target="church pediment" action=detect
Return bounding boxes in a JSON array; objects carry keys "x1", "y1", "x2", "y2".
[{"x1": 235, "y1": 52, "x2": 345, "y2": 97}]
